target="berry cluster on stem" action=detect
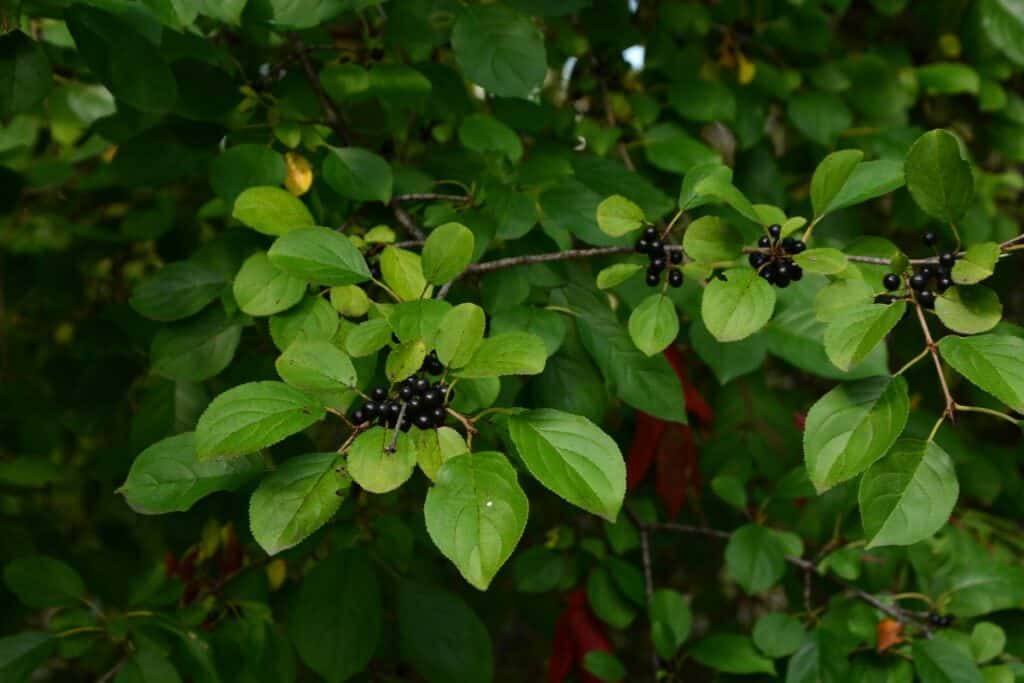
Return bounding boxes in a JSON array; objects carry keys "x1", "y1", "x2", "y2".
[
  {"x1": 878, "y1": 232, "x2": 957, "y2": 308},
  {"x1": 748, "y1": 224, "x2": 805, "y2": 288},
  {"x1": 351, "y1": 352, "x2": 452, "y2": 432},
  {"x1": 635, "y1": 227, "x2": 683, "y2": 288}
]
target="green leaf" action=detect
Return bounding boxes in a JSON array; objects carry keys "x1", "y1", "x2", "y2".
[
  {"x1": 269, "y1": 296, "x2": 339, "y2": 351},
  {"x1": 752, "y1": 613, "x2": 805, "y2": 658},
  {"x1": 596, "y1": 263, "x2": 643, "y2": 290},
  {"x1": 345, "y1": 318, "x2": 393, "y2": 358},
  {"x1": 971, "y1": 623, "x2": 1006, "y2": 663},
  {"x1": 945, "y1": 562, "x2": 1024, "y2": 618},
  {"x1": 587, "y1": 565, "x2": 636, "y2": 628},
  {"x1": 596, "y1": 195, "x2": 645, "y2": 237},
  {"x1": 389, "y1": 299, "x2": 451, "y2": 345},
  {"x1": 209, "y1": 145, "x2": 286, "y2": 206},
  {"x1": 421, "y1": 222, "x2": 474, "y2": 285},
  {"x1": 859, "y1": 439, "x2": 958, "y2": 548},
  {"x1": 330, "y1": 284, "x2": 371, "y2": 318},
  {"x1": 788, "y1": 91, "x2": 852, "y2": 146},
  {"x1": 233, "y1": 252, "x2": 308, "y2": 317},
  {"x1": 232, "y1": 186, "x2": 314, "y2": 236},
  {"x1": 276, "y1": 340, "x2": 357, "y2": 393},
  {"x1": 935, "y1": 286, "x2": 1002, "y2": 335},
  {"x1": 386, "y1": 340, "x2": 428, "y2": 383},
  {"x1": 689, "y1": 318, "x2": 767, "y2": 385},
  {"x1": 645, "y1": 122, "x2": 721, "y2": 175},
  {"x1": 650, "y1": 589, "x2": 692, "y2": 659},
  {"x1": 65, "y1": 6, "x2": 177, "y2": 112},
  {"x1": 0, "y1": 31, "x2": 52, "y2": 119},
  {"x1": 905, "y1": 129, "x2": 974, "y2": 223},
  {"x1": 804, "y1": 376, "x2": 910, "y2": 493},
  {"x1": 425, "y1": 452, "x2": 528, "y2": 590},
  {"x1": 701, "y1": 267, "x2": 777, "y2": 342},
  {"x1": 682, "y1": 216, "x2": 743, "y2": 263},
  {"x1": 917, "y1": 63, "x2": 981, "y2": 95},
  {"x1": 793, "y1": 248, "x2": 848, "y2": 275},
  {"x1": 938, "y1": 333, "x2": 1024, "y2": 412},
  {"x1": 288, "y1": 550, "x2": 381, "y2": 682},
  {"x1": 346, "y1": 426, "x2": 416, "y2": 494},
  {"x1": 724, "y1": 524, "x2": 787, "y2": 595},
  {"x1": 451, "y1": 4, "x2": 546, "y2": 98},
  {"x1": 508, "y1": 409, "x2": 626, "y2": 522},
  {"x1": 814, "y1": 278, "x2": 877, "y2": 322},
  {"x1": 195, "y1": 381, "x2": 325, "y2": 460},
  {"x1": 319, "y1": 63, "x2": 369, "y2": 100},
  {"x1": 0, "y1": 632, "x2": 53, "y2": 682},
  {"x1": 668, "y1": 79, "x2": 736, "y2": 123},
  {"x1": 250, "y1": 452, "x2": 348, "y2": 555},
  {"x1": 416, "y1": 426, "x2": 468, "y2": 482},
  {"x1": 456, "y1": 332, "x2": 547, "y2": 378},
  {"x1": 690, "y1": 634, "x2": 776, "y2": 675},
  {"x1": 3, "y1": 556, "x2": 85, "y2": 608},
  {"x1": 826, "y1": 160, "x2": 906, "y2": 212},
  {"x1": 913, "y1": 637, "x2": 984, "y2": 683},
  {"x1": 980, "y1": 0, "x2": 1024, "y2": 67},
  {"x1": 458, "y1": 113, "x2": 522, "y2": 161},
  {"x1": 120, "y1": 433, "x2": 262, "y2": 514},
  {"x1": 628, "y1": 294, "x2": 679, "y2": 356},
  {"x1": 811, "y1": 149, "x2": 865, "y2": 217},
  {"x1": 952, "y1": 242, "x2": 1001, "y2": 284},
  {"x1": 130, "y1": 261, "x2": 226, "y2": 322},
  {"x1": 711, "y1": 475, "x2": 748, "y2": 510},
  {"x1": 583, "y1": 651, "x2": 627, "y2": 682},
  {"x1": 381, "y1": 246, "x2": 428, "y2": 301},
  {"x1": 268, "y1": 226, "x2": 371, "y2": 286},
  {"x1": 435, "y1": 304, "x2": 486, "y2": 369},
  {"x1": 151, "y1": 308, "x2": 243, "y2": 382},
  {"x1": 397, "y1": 581, "x2": 494, "y2": 683},
  {"x1": 824, "y1": 302, "x2": 906, "y2": 371},
  {"x1": 323, "y1": 147, "x2": 393, "y2": 203}
]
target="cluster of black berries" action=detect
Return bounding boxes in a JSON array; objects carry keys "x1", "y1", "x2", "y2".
[
  {"x1": 927, "y1": 613, "x2": 954, "y2": 628},
  {"x1": 351, "y1": 377, "x2": 453, "y2": 432},
  {"x1": 634, "y1": 227, "x2": 684, "y2": 288},
  {"x1": 879, "y1": 232, "x2": 957, "y2": 308},
  {"x1": 747, "y1": 224, "x2": 805, "y2": 288}
]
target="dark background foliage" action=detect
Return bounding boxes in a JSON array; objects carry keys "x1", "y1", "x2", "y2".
[{"x1": 2, "y1": 0, "x2": 1024, "y2": 681}]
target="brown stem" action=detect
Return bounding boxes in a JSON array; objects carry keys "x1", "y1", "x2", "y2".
[
  {"x1": 626, "y1": 509, "x2": 660, "y2": 682},
  {"x1": 392, "y1": 193, "x2": 470, "y2": 203},
  {"x1": 385, "y1": 403, "x2": 408, "y2": 454},
  {"x1": 289, "y1": 34, "x2": 351, "y2": 145},
  {"x1": 391, "y1": 202, "x2": 426, "y2": 241},
  {"x1": 912, "y1": 299, "x2": 955, "y2": 423},
  {"x1": 461, "y1": 244, "x2": 684, "y2": 277}
]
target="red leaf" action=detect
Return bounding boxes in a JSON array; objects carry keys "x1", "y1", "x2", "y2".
[
  {"x1": 793, "y1": 411, "x2": 806, "y2": 431},
  {"x1": 548, "y1": 589, "x2": 618, "y2": 683},
  {"x1": 627, "y1": 412, "x2": 667, "y2": 491},
  {"x1": 662, "y1": 346, "x2": 713, "y2": 427},
  {"x1": 548, "y1": 611, "x2": 575, "y2": 683},
  {"x1": 655, "y1": 424, "x2": 700, "y2": 519}
]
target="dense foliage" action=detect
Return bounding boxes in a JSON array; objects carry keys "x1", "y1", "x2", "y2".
[{"x1": 4, "y1": 0, "x2": 1024, "y2": 680}]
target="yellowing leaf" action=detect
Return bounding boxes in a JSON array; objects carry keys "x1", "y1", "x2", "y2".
[{"x1": 285, "y1": 151, "x2": 314, "y2": 196}]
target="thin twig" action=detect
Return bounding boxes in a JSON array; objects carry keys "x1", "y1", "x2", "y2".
[
  {"x1": 626, "y1": 508, "x2": 660, "y2": 682},
  {"x1": 392, "y1": 193, "x2": 470, "y2": 203},
  {"x1": 385, "y1": 403, "x2": 408, "y2": 453},
  {"x1": 288, "y1": 34, "x2": 351, "y2": 145},
  {"x1": 462, "y1": 245, "x2": 684, "y2": 277},
  {"x1": 912, "y1": 298, "x2": 955, "y2": 423},
  {"x1": 391, "y1": 203, "x2": 426, "y2": 241}
]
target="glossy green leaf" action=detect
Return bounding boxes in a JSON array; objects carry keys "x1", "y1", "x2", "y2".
[
  {"x1": 451, "y1": 4, "x2": 546, "y2": 98},
  {"x1": 596, "y1": 263, "x2": 643, "y2": 290},
  {"x1": 859, "y1": 439, "x2": 958, "y2": 547},
  {"x1": 628, "y1": 294, "x2": 678, "y2": 356},
  {"x1": 824, "y1": 302, "x2": 906, "y2": 371},
  {"x1": 346, "y1": 426, "x2": 416, "y2": 494},
  {"x1": 938, "y1": 333, "x2": 1024, "y2": 412},
  {"x1": 691, "y1": 634, "x2": 776, "y2": 675},
  {"x1": 752, "y1": 613, "x2": 805, "y2": 658},
  {"x1": 935, "y1": 286, "x2": 1002, "y2": 335},
  {"x1": 804, "y1": 376, "x2": 910, "y2": 492},
  {"x1": 151, "y1": 308, "x2": 243, "y2": 382},
  {"x1": 250, "y1": 452, "x2": 349, "y2": 555},
  {"x1": 952, "y1": 242, "x2": 1001, "y2": 285},
  {"x1": 323, "y1": 147, "x2": 393, "y2": 203},
  {"x1": 456, "y1": 332, "x2": 547, "y2": 378},
  {"x1": 381, "y1": 246, "x2": 428, "y2": 301},
  {"x1": 435, "y1": 303, "x2": 486, "y2": 369},
  {"x1": 793, "y1": 247, "x2": 848, "y2": 275},
  {"x1": 701, "y1": 267, "x2": 776, "y2": 342},
  {"x1": 268, "y1": 226, "x2": 371, "y2": 286},
  {"x1": 232, "y1": 186, "x2": 314, "y2": 236},
  {"x1": 233, "y1": 252, "x2": 308, "y2": 317},
  {"x1": 650, "y1": 589, "x2": 692, "y2": 659},
  {"x1": 130, "y1": 262, "x2": 226, "y2": 322},
  {"x1": 596, "y1": 195, "x2": 645, "y2": 237},
  {"x1": 0, "y1": 31, "x2": 52, "y2": 119},
  {"x1": 826, "y1": 160, "x2": 905, "y2": 212},
  {"x1": 913, "y1": 637, "x2": 984, "y2": 683},
  {"x1": 724, "y1": 524, "x2": 787, "y2": 595},
  {"x1": 421, "y1": 222, "x2": 474, "y2": 285},
  {"x1": 508, "y1": 409, "x2": 626, "y2": 521},
  {"x1": 345, "y1": 318, "x2": 393, "y2": 358},
  {"x1": 120, "y1": 433, "x2": 263, "y2": 514},
  {"x1": 811, "y1": 149, "x2": 864, "y2": 217},
  {"x1": 905, "y1": 129, "x2": 974, "y2": 223},
  {"x1": 269, "y1": 296, "x2": 339, "y2": 351},
  {"x1": 982, "y1": 0, "x2": 1024, "y2": 67},
  {"x1": 386, "y1": 339, "x2": 428, "y2": 382},
  {"x1": 458, "y1": 113, "x2": 522, "y2": 161},
  {"x1": 425, "y1": 452, "x2": 528, "y2": 590},
  {"x1": 0, "y1": 632, "x2": 53, "y2": 682},
  {"x1": 4, "y1": 556, "x2": 85, "y2": 608},
  {"x1": 195, "y1": 381, "x2": 325, "y2": 460},
  {"x1": 682, "y1": 216, "x2": 743, "y2": 263},
  {"x1": 276, "y1": 340, "x2": 357, "y2": 392}
]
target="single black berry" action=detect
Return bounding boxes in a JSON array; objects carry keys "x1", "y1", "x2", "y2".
[
  {"x1": 414, "y1": 378, "x2": 428, "y2": 393},
  {"x1": 789, "y1": 264, "x2": 803, "y2": 281},
  {"x1": 775, "y1": 262, "x2": 791, "y2": 279},
  {"x1": 936, "y1": 264, "x2": 951, "y2": 277},
  {"x1": 635, "y1": 239, "x2": 649, "y2": 253},
  {"x1": 939, "y1": 252, "x2": 956, "y2": 267},
  {"x1": 645, "y1": 271, "x2": 660, "y2": 287},
  {"x1": 363, "y1": 401, "x2": 379, "y2": 417},
  {"x1": 757, "y1": 236, "x2": 771, "y2": 249},
  {"x1": 883, "y1": 273, "x2": 900, "y2": 291},
  {"x1": 749, "y1": 252, "x2": 766, "y2": 268},
  {"x1": 918, "y1": 289, "x2": 936, "y2": 307},
  {"x1": 416, "y1": 414, "x2": 432, "y2": 430},
  {"x1": 399, "y1": 385, "x2": 414, "y2": 400},
  {"x1": 923, "y1": 231, "x2": 937, "y2": 246},
  {"x1": 937, "y1": 276, "x2": 952, "y2": 292},
  {"x1": 643, "y1": 227, "x2": 658, "y2": 240},
  {"x1": 371, "y1": 387, "x2": 387, "y2": 401},
  {"x1": 650, "y1": 257, "x2": 666, "y2": 272},
  {"x1": 909, "y1": 273, "x2": 928, "y2": 291},
  {"x1": 400, "y1": 420, "x2": 412, "y2": 432},
  {"x1": 768, "y1": 224, "x2": 781, "y2": 239},
  {"x1": 423, "y1": 389, "x2": 441, "y2": 406},
  {"x1": 648, "y1": 239, "x2": 663, "y2": 253},
  {"x1": 774, "y1": 273, "x2": 791, "y2": 288},
  {"x1": 789, "y1": 240, "x2": 806, "y2": 254},
  {"x1": 919, "y1": 265, "x2": 934, "y2": 280},
  {"x1": 668, "y1": 269, "x2": 683, "y2": 288},
  {"x1": 352, "y1": 409, "x2": 365, "y2": 423},
  {"x1": 782, "y1": 236, "x2": 795, "y2": 251},
  {"x1": 669, "y1": 250, "x2": 683, "y2": 264},
  {"x1": 760, "y1": 264, "x2": 777, "y2": 282},
  {"x1": 387, "y1": 402, "x2": 401, "y2": 418},
  {"x1": 426, "y1": 358, "x2": 445, "y2": 375}
]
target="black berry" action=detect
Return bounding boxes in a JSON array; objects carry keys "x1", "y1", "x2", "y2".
[
  {"x1": 399, "y1": 385, "x2": 413, "y2": 400},
  {"x1": 774, "y1": 273, "x2": 790, "y2": 288},
  {"x1": 789, "y1": 240, "x2": 806, "y2": 254},
  {"x1": 883, "y1": 273, "x2": 900, "y2": 291},
  {"x1": 937, "y1": 276, "x2": 952, "y2": 292},
  {"x1": 669, "y1": 250, "x2": 683, "y2": 264},
  {"x1": 416, "y1": 414, "x2": 432, "y2": 430},
  {"x1": 749, "y1": 252, "x2": 766, "y2": 268},
  {"x1": 919, "y1": 265, "x2": 934, "y2": 280},
  {"x1": 643, "y1": 227, "x2": 658, "y2": 240},
  {"x1": 789, "y1": 264, "x2": 803, "y2": 281},
  {"x1": 909, "y1": 273, "x2": 928, "y2": 291},
  {"x1": 757, "y1": 236, "x2": 771, "y2": 249},
  {"x1": 645, "y1": 271, "x2": 660, "y2": 287},
  {"x1": 939, "y1": 252, "x2": 956, "y2": 267},
  {"x1": 918, "y1": 289, "x2": 936, "y2": 307},
  {"x1": 352, "y1": 409, "x2": 365, "y2": 423},
  {"x1": 648, "y1": 239, "x2": 663, "y2": 253},
  {"x1": 635, "y1": 239, "x2": 649, "y2": 253},
  {"x1": 363, "y1": 401, "x2": 379, "y2": 417},
  {"x1": 768, "y1": 224, "x2": 782, "y2": 239},
  {"x1": 668, "y1": 269, "x2": 683, "y2": 288},
  {"x1": 371, "y1": 387, "x2": 387, "y2": 401}
]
